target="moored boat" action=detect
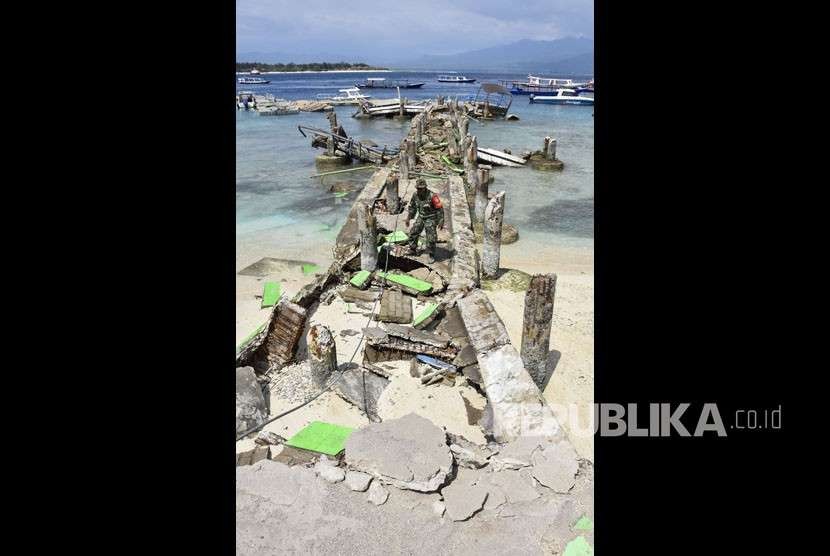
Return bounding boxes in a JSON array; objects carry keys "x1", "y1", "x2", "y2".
[
  {"x1": 355, "y1": 77, "x2": 425, "y2": 89},
  {"x1": 238, "y1": 76, "x2": 271, "y2": 85},
  {"x1": 507, "y1": 75, "x2": 589, "y2": 95},
  {"x1": 437, "y1": 74, "x2": 476, "y2": 83},
  {"x1": 316, "y1": 87, "x2": 372, "y2": 105},
  {"x1": 529, "y1": 89, "x2": 594, "y2": 106}
]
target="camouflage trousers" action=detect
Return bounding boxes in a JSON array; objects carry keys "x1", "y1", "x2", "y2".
[{"x1": 407, "y1": 216, "x2": 438, "y2": 254}]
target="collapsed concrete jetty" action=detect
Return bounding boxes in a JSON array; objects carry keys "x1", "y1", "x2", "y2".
[{"x1": 235, "y1": 97, "x2": 590, "y2": 542}]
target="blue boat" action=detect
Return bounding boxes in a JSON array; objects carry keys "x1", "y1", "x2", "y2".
[{"x1": 529, "y1": 89, "x2": 594, "y2": 106}]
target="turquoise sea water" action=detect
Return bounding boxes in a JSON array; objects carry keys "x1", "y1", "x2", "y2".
[{"x1": 236, "y1": 70, "x2": 593, "y2": 265}]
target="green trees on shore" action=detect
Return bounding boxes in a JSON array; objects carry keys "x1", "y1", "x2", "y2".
[{"x1": 236, "y1": 62, "x2": 386, "y2": 72}]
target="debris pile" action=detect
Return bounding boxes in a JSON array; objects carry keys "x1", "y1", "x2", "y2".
[{"x1": 235, "y1": 97, "x2": 586, "y2": 535}]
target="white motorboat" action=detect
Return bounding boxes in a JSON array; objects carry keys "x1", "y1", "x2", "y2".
[{"x1": 529, "y1": 89, "x2": 594, "y2": 106}]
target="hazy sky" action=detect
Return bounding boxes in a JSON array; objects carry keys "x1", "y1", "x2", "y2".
[{"x1": 237, "y1": 0, "x2": 594, "y2": 59}]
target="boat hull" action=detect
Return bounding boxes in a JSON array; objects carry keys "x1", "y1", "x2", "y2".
[
  {"x1": 529, "y1": 96, "x2": 594, "y2": 106},
  {"x1": 438, "y1": 79, "x2": 476, "y2": 83},
  {"x1": 356, "y1": 82, "x2": 425, "y2": 89}
]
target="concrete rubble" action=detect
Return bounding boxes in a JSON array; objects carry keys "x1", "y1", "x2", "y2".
[
  {"x1": 314, "y1": 458, "x2": 346, "y2": 483},
  {"x1": 345, "y1": 413, "x2": 453, "y2": 492},
  {"x1": 345, "y1": 470, "x2": 373, "y2": 492},
  {"x1": 236, "y1": 366, "x2": 268, "y2": 436},
  {"x1": 367, "y1": 481, "x2": 390, "y2": 505},
  {"x1": 440, "y1": 481, "x2": 489, "y2": 521}
]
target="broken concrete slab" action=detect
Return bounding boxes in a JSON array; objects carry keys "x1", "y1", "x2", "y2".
[
  {"x1": 441, "y1": 481, "x2": 488, "y2": 521},
  {"x1": 367, "y1": 481, "x2": 390, "y2": 505},
  {"x1": 344, "y1": 413, "x2": 453, "y2": 492},
  {"x1": 476, "y1": 343, "x2": 563, "y2": 442},
  {"x1": 345, "y1": 470, "x2": 373, "y2": 492},
  {"x1": 236, "y1": 366, "x2": 268, "y2": 436},
  {"x1": 490, "y1": 436, "x2": 548, "y2": 471},
  {"x1": 531, "y1": 441, "x2": 580, "y2": 493},
  {"x1": 236, "y1": 460, "x2": 311, "y2": 506},
  {"x1": 238, "y1": 257, "x2": 318, "y2": 277},
  {"x1": 432, "y1": 500, "x2": 446, "y2": 517},
  {"x1": 448, "y1": 435, "x2": 494, "y2": 469},
  {"x1": 452, "y1": 344, "x2": 478, "y2": 368},
  {"x1": 381, "y1": 323, "x2": 451, "y2": 348},
  {"x1": 486, "y1": 469, "x2": 541, "y2": 504},
  {"x1": 457, "y1": 290, "x2": 511, "y2": 353},
  {"x1": 334, "y1": 366, "x2": 389, "y2": 418},
  {"x1": 339, "y1": 286, "x2": 380, "y2": 304}
]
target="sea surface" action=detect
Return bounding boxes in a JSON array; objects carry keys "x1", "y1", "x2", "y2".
[{"x1": 236, "y1": 70, "x2": 593, "y2": 268}]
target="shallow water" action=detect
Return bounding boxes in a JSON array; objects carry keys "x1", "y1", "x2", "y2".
[{"x1": 236, "y1": 70, "x2": 593, "y2": 268}]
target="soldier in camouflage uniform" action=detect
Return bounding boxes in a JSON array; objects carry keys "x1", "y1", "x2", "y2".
[{"x1": 405, "y1": 178, "x2": 445, "y2": 263}]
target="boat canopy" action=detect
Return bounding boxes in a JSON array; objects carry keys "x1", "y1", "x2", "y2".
[{"x1": 527, "y1": 75, "x2": 575, "y2": 86}]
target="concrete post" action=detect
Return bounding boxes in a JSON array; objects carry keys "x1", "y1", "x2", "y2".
[
  {"x1": 406, "y1": 136, "x2": 416, "y2": 169},
  {"x1": 308, "y1": 324, "x2": 337, "y2": 389},
  {"x1": 482, "y1": 191, "x2": 505, "y2": 278},
  {"x1": 399, "y1": 141, "x2": 410, "y2": 180},
  {"x1": 386, "y1": 174, "x2": 400, "y2": 214},
  {"x1": 520, "y1": 274, "x2": 557, "y2": 389},
  {"x1": 544, "y1": 136, "x2": 557, "y2": 160},
  {"x1": 357, "y1": 203, "x2": 378, "y2": 271}
]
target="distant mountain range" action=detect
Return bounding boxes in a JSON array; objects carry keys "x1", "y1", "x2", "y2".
[{"x1": 237, "y1": 37, "x2": 594, "y2": 75}]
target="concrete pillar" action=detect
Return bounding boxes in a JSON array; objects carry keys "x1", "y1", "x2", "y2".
[
  {"x1": 357, "y1": 203, "x2": 378, "y2": 271},
  {"x1": 478, "y1": 166, "x2": 490, "y2": 188},
  {"x1": 544, "y1": 136, "x2": 557, "y2": 160},
  {"x1": 406, "y1": 136, "x2": 416, "y2": 169},
  {"x1": 520, "y1": 274, "x2": 557, "y2": 389},
  {"x1": 308, "y1": 324, "x2": 337, "y2": 389},
  {"x1": 386, "y1": 174, "x2": 400, "y2": 214},
  {"x1": 482, "y1": 191, "x2": 505, "y2": 278},
  {"x1": 399, "y1": 143, "x2": 410, "y2": 180}
]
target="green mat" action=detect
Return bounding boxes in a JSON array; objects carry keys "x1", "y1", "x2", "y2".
[
  {"x1": 301, "y1": 263, "x2": 319, "y2": 275},
  {"x1": 384, "y1": 230, "x2": 409, "y2": 244},
  {"x1": 573, "y1": 515, "x2": 593, "y2": 531},
  {"x1": 236, "y1": 322, "x2": 266, "y2": 354},
  {"x1": 413, "y1": 303, "x2": 439, "y2": 327},
  {"x1": 441, "y1": 155, "x2": 465, "y2": 174},
  {"x1": 350, "y1": 270, "x2": 372, "y2": 288},
  {"x1": 564, "y1": 536, "x2": 593, "y2": 556},
  {"x1": 333, "y1": 191, "x2": 349, "y2": 198},
  {"x1": 285, "y1": 421, "x2": 355, "y2": 456},
  {"x1": 376, "y1": 271, "x2": 433, "y2": 294},
  {"x1": 261, "y1": 282, "x2": 281, "y2": 308}
]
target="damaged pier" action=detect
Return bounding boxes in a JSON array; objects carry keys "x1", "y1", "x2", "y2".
[{"x1": 236, "y1": 95, "x2": 590, "y2": 548}]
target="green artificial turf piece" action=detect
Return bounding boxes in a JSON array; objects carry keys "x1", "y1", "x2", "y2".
[
  {"x1": 384, "y1": 230, "x2": 409, "y2": 244},
  {"x1": 413, "y1": 303, "x2": 438, "y2": 326},
  {"x1": 375, "y1": 271, "x2": 433, "y2": 293},
  {"x1": 261, "y1": 282, "x2": 281, "y2": 308},
  {"x1": 285, "y1": 421, "x2": 355, "y2": 455},
  {"x1": 563, "y1": 536, "x2": 593, "y2": 556},
  {"x1": 350, "y1": 270, "x2": 372, "y2": 288},
  {"x1": 573, "y1": 515, "x2": 593, "y2": 531},
  {"x1": 301, "y1": 263, "x2": 319, "y2": 275}
]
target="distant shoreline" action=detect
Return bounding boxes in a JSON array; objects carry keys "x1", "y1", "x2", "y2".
[{"x1": 237, "y1": 69, "x2": 392, "y2": 75}]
